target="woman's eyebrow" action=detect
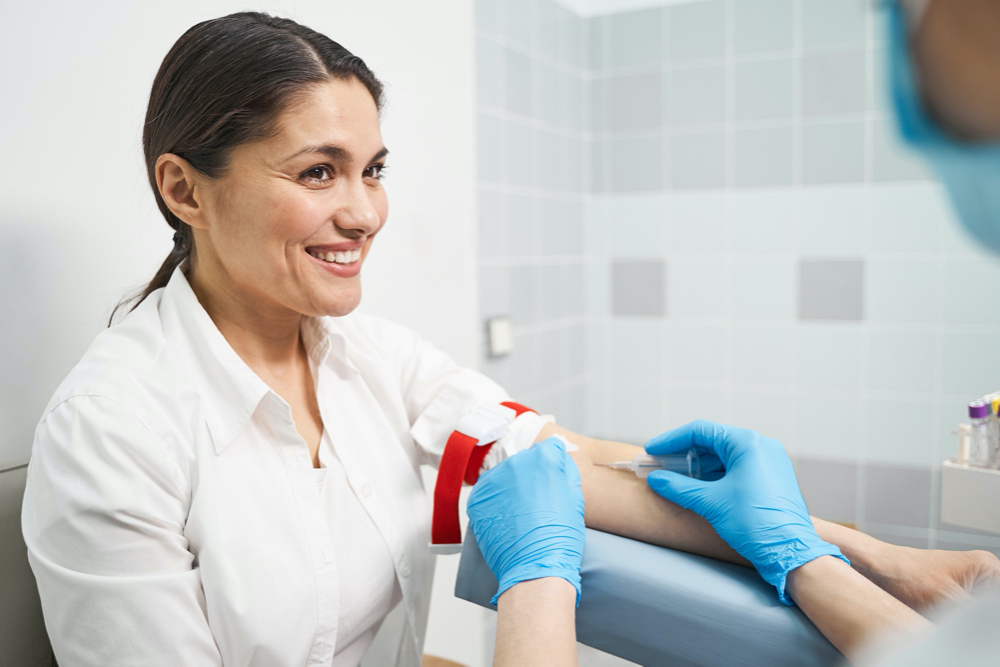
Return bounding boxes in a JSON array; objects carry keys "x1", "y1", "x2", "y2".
[{"x1": 283, "y1": 145, "x2": 389, "y2": 163}]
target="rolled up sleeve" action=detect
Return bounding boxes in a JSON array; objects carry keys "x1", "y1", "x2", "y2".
[
  {"x1": 21, "y1": 395, "x2": 222, "y2": 666},
  {"x1": 356, "y1": 314, "x2": 554, "y2": 469}
]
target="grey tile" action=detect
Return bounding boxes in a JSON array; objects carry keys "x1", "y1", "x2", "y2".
[
  {"x1": 612, "y1": 260, "x2": 666, "y2": 317},
  {"x1": 873, "y1": 119, "x2": 933, "y2": 182},
  {"x1": 668, "y1": 64, "x2": 725, "y2": 127},
  {"x1": 608, "y1": 72, "x2": 662, "y2": 131},
  {"x1": 734, "y1": 126, "x2": 793, "y2": 187},
  {"x1": 670, "y1": 131, "x2": 726, "y2": 189},
  {"x1": 801, "y1": 120, "x2": 865, "y2": 184},
  {"x1": 609, "y1": 8, "x2": 663, "y2": 69},
  {"x1": 864, "y1": 464, "x2": 932, "y2": 529},
  {"x1": 734, "y1": 0, "x2": 794, "y2": 55},
  {"x1": 610, "y1": 135, "x2": 663, "y2": 193},
  {"x1": 506, "y1": 49, "x2": 533, "y2": 116},
  {"x1": 801, "y1": 0, "x2": 866, "y2": 50},
  {"x1": 865, "y1": 531, "x2": 930, "y2": 550},
  {"x1": 669, "y1": 0, "x2": 725, "y2": 63},
  {"x1": 801, "y1": 51, "x2": 867, "y2": 117},
  {"x1": 793, "y1": 458, "x2": 857, "y2": 524},
  {"x1": 798, "y1": 259, "x2": 865, "y2": 321},
  {"x1": 734, "y1": 58, "x2": 793, "y2": 122}
]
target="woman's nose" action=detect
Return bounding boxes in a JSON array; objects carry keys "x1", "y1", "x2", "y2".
[{"x1": 334, "y1": 178, "x2": 382, "y2": 235}]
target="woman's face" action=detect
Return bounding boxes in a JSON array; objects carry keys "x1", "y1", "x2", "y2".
[{"x1": 195, "y1": 77, "x2": 388, "y2": 319}]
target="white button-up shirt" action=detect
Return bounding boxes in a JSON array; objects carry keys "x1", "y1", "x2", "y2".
[{"x1": 21, "y1": 265, "x2": 549, "y2": 666}]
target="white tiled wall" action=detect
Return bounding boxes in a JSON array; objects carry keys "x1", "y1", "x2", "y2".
[
  {"x1": 475, "y1": 0, "x2": 590, "y2": 431},
  {"x1": 475, "y1": 0, "x2": 1000, "y2": 555}
]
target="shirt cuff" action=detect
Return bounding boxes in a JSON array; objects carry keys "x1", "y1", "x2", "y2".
[{"x1": 479, "y1": 411, "x2": 556, "y2": 472}]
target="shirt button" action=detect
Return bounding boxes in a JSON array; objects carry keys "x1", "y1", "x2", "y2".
[
  {"x1": 360, "y1": 483, "x2": 373, "y2": 498},
  {"x1": 399, "y1": 558, "x2": 411, "y2": 578}
]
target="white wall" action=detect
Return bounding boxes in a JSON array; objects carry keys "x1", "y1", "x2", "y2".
[
  {"x1": 1, "y1": 1, "x2": 487, "y2": 663},
  {"x1": 0, "y1": 0, "x2": 480, "y2": 457}
]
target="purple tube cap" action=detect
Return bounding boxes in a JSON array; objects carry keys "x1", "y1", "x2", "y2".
[{"x1": 969, "y1": 400, "x2": 990, "y2": 419}]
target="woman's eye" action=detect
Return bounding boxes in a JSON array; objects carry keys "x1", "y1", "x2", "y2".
[
  {"x1": 301, "y1": 166, "x2": 333, "y2": 183},
  {"x1": 365, "y1": 164, "x2": 388, "y2": 180}
]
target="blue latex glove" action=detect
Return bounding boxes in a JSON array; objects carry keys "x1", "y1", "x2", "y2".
[
  {"x1": 645, "y1": 420, "x2": 848, "y2": 605},
  {"x1": 466, "y1": 437, "x2": 586, "y2": 606}
]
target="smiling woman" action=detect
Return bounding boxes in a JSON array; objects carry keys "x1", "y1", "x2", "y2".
[
  {"x1": 111, "y1": 13, "x2": 387, "y2": 325},
  {"x1": 20, "y1": 8, "x2": 1000, "y2": 667}
]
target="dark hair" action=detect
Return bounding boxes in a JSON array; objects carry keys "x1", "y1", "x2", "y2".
[{"x1": 109, "y1": 12, "x2": 384, "y2": 325}]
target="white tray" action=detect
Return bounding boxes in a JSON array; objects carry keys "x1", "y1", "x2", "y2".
[{"x1": 941, "y1": 460, "x2": 1000, "y2": 535}]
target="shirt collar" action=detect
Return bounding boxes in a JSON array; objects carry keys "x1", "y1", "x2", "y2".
[{"x1": 158, "y1": 264, "x2": 356, "y2": 456}]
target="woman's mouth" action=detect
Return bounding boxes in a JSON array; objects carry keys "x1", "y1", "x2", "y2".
[
  {"x1": 305, "y1": 245, "x2": 364, "y2": 278},
  {"x1": 306, "y1": 248, "x2": 361, "y2": 265}
]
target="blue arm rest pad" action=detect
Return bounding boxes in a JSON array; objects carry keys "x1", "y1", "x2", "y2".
[{"x1": 455, "y1": 528, "x2": 842, "y2": 666}]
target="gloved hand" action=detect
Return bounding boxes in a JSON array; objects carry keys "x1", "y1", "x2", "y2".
[
  {"x1": 466, "y1": 437, "x2": 586, "y2": 606},
  {"x1": 645, "y1": 420, "x2": 848, "y2": 605}
]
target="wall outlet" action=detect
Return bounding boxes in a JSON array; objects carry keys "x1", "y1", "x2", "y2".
[{"x1": 486, "y1": 316, "x2": 513, "y2": 357}]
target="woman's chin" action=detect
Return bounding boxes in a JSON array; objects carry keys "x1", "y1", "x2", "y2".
[{"x1": 314, "y1": 290, "x2": 362, "y2": 318}]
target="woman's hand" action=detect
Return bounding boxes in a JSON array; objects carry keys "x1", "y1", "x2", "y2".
[
  {"x1": 813, "y1": 507, "x2": 1000, "y2": 616},
  {"x1": 466, "y1": 436, "x2": 586, "y2": 605},
  {"x1": 863, "y1": 543, "x2": 1000, "y2": 614}
]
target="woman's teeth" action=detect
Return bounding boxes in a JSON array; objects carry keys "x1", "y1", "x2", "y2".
[{"x1": 308, "y1": 248, "x2": 361, "y2": 264}]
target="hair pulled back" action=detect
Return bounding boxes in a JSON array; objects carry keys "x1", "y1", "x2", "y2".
[{"x1": 110, "y1": 12, "x2": 384, "y2": 324}]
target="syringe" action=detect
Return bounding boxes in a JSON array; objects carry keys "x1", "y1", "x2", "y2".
[{"x1": 595, "y1": 448, "x2": 708, "y2": 479}]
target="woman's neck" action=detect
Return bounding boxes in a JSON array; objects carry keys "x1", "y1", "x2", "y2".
[{"x1": 185, "y1": 260, "x2": 305, "y2": 375}]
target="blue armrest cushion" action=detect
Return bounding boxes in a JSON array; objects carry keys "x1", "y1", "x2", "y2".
[{"x1": 455, "y1": 528, "x2": 842, "y2": 666}]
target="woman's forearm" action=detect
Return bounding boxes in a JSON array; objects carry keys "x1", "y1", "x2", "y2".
[
  {"x1": 536, "y1": 424, "x2": 747, "y2": 565},
  {"x1": 785, "y1": 556, "x2": 929, "y2": 660},
  {"x1": 494, "y1": 578, "x2": 578, "y2": 667}
]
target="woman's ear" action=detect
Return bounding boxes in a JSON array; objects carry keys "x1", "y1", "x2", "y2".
[{"x1": 156, "y1": 154, "x2": 209, "y2": 230}]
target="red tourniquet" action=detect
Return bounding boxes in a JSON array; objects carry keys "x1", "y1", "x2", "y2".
[{"x1": 430, "y1": 401, "x2": 535, "y2": 549}]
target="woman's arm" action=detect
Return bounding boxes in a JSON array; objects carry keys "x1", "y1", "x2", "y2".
[
  {"x1": 539, "y1": 422, "x2": 746, "y2": 564},
  {"x1": 540, "y1": 423, "x2": 1000, "y2": 613},
  {"x1": 786, "y1": 556, "x2": 929, "y2": 661},
  {"x1": 494, "y1": 578, "x2": 578, "y2": 667},
  {"x1": 22, "y1": 396, "x2": 223, "y2": 666}
]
